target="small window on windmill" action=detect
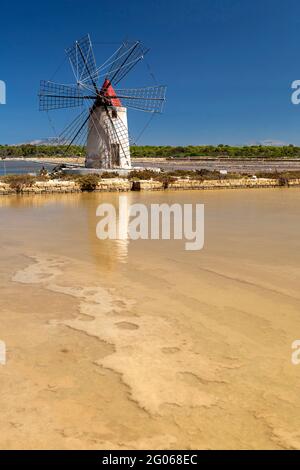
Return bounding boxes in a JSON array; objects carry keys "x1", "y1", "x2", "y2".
[{"x1": 112, "y1": 109, "x2": 118, "y2": 119}]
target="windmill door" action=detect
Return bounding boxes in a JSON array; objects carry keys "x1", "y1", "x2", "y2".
[{"x1": 111, "y1": 143, "x2": 120, "y2": 166}]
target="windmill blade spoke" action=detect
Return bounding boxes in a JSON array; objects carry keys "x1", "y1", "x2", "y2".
[
  {"x1": 113, "y1": 86, "x2": 166, "y2": 113},
  {"x1": 39, "y1": 80, "x2": 95, "y2": 111},
  {"x1": 80, "y1": 42, "x2": 129, "y2": 84},
  {"x1": 57, "y1": 108, "x2": 90, "y2": 147},
  {"x1": 103, "y1": 41, "x2": 149, "y2": 86},
  {"x1": 65, "y1": 114, "x2": 90, "y2": 148},
  {"x1": 65, "y1": 34, "x2": 98, "y2": 87},
  {"x1": 94, "y1": 54, "x2": 146, "y2": 84}
]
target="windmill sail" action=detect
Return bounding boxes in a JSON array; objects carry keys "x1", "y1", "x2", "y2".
[
  {"x1": 65, "y1": 34, "x2": 98, "y2": 88},
  {"x1": 39, "y1": 80, "x2": 92, "y2": 111},
  {"x1": 105, "y1": 41, "x2": 149, "y2": 86},
  {"x1": 113, "y1": 85, "x2": 166, "y2": 113}
]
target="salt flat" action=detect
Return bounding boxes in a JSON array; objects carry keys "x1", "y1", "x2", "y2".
[{"x1": 0, "y1": 189, "x2": 300, "y2": 449}]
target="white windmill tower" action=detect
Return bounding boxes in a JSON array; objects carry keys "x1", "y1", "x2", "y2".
[{"x1": 39, "y1": 35, "x2": 166, "y2": 170}]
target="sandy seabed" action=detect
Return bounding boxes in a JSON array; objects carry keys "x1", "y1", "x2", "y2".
[{"x1": 0, "y1": 189, "x2": 300, "y2": 449}]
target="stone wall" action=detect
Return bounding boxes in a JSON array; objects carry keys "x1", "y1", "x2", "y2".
[
  {"x1": 24, "y1": 180, "x2": 80, "y2": 194},
  {"x1": 0, "y1": 182, "x2": 12, "y2": 195},
  {"x1": 288, "y1": 179, "x2": 300, "y2": 186},
  {"x1": 132, "y1": 180, "x2": 164, "y2": 191},
  {"x1": 96, "y1": 178, "x2": 132, "y2": 192},
  {"x1": 168, "y1": 177, "x2": 283, "y2": 190},
  {"x1": 0, "y1": 177, "x2": 300, "y2": 196}
]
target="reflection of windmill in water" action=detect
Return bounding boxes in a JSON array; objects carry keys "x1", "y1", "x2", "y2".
[
  {"x1": 39, "y1": 35, "x2": 167, "y2": 169},
  {"x1": 88, "y1": 193, "x2": 132, "y2": 267}
]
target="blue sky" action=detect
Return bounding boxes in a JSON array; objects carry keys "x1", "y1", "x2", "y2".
[{"x1": 1, "y1": 0, "x2": 300, "y2": 145}]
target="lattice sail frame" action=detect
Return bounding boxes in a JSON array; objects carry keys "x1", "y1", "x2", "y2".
[
  {"x1": 114, "y1": 86, "x2": 166, "y2": 113},
  {"x1": 65, "y1": 35, "x2": 98, "y2": 86},
  {"x1": 103, "y1": 41, "x2": 149, "y2": 86},
  {"x1": 39, "y1": 81, "x2": 88, "y2": 111},
  {"x1": 57, "y1": 108, "x2": 90, "y2": 147}
]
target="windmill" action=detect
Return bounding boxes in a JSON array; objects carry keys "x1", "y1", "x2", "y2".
[{"x1": 39, "y1": 35, "x2": 166, "y2": 170}]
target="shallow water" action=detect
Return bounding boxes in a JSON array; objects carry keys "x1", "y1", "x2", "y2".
[
  {"x1": 0, "y1": 159, "x2": 55, "y2": 175},
  {"x1": 1, "y1": 188, "x2": 300, "y2": 449}
]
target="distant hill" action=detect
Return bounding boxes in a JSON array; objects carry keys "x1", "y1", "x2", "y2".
[
  {"x1": 15, "y1": 138, "x2": 61, "y2": 146},
  {"x1": 257, "y1": 140, "x2": 286, "y2": 147}
]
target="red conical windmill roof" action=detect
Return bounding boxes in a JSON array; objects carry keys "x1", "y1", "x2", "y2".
[{"x1": 101, "y1": 79, "x2": 122, "y2": 107}]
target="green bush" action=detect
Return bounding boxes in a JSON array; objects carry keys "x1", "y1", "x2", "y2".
[
  {"x1": 256, "y1": 171, "x2": 300, "y2": 180},
  {"x1": 100, "y1": 171, "x2": 120, "y2": 179},
  {"x1": 128, "y1": 169, "x2": 160, "y2": 180},
  {"x1": 156, "y1": 175, "x2": 177, "y2": 188},
  {"x1": 78, "y1": 174, "x2": 100, "y2": 191}
]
